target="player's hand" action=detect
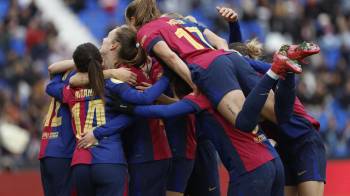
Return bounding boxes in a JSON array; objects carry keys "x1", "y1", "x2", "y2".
[
  {"x1": 78, "y1": 131, "x2": 98, "y2": 149},
  {"x1": 216, "y1": 6, "x2": 238, "y2": 22},
  {"x1": 135, "y1": 82, "x2": 152, "y2": 91},
  {"x1": 111, "y1": 68, "x2": 137, "y2": 85}
]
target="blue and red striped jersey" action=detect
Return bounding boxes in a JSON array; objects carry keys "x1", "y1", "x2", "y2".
[
  {"x1": 137, "y1": 17, "x2": 227, "y2": 69},
  {"x1": 121, "y1": 66, "x2": 172, "y2": 163},
  {"x1": 46, "y1": 75, "x2": 132, "y2": 166},
  {"x1": 38, "y1": 71, "x2": 75, "y2": 159},
  {"x1": 149, "y1": 61, "x2": 197, "y2": 160},
  {"x1": 62, "y1": 85, "x2": 130, "y2": 166},
  {"x1": 62, "y1": 86, "x2": 100, "y2": 165},
  {"x1": 164, "y1": 114, "x2": 197, "y2": 160},
  {"x1": 183, "y1": 94, "x2": 278, "y2": 177}
]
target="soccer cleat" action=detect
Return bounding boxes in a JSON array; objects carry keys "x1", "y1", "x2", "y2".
[
  {"x1": 271, "y1": 52, "x2": 302, "y2": 79},
  {"x1": 279, "y1": 42, "x2": 320, "y2": 62}
]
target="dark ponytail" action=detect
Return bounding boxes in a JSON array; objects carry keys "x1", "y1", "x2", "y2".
[
  {"x1": 125, "y1": 0, "x2": 161, "y2": 28},
  {"x1": 87, "y1": 59, "x2": 105, "y2": 100},
  {"x1": 73, "y1": 43, "x2": 105, "y2": 100},
  {"x1": 114, "y1": 25, "x2": 147, "y2": 67}
]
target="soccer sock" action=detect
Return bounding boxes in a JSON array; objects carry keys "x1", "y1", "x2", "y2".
[
  {"x1": 235, "y1": 70, "x2": 278, "y2": 132},
  {"x1": 275, "y1": 73, "x2": 296, "y2": 123}
]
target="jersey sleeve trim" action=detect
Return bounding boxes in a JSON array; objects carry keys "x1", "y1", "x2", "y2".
[{"x1": 146, "y1": 36, "x2": 163, "y2": 54}]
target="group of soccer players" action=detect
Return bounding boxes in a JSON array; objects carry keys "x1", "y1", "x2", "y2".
[{"x1": 38, "y1": 0, "x2": 326, "y2": 196}]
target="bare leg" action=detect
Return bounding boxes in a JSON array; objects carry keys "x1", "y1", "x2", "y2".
[
  {"x1": 261, "y1": 90, "x2": 277, "y2": 123},
  {"x1": 285, "y1": 186, "x2": 298, "y2": 196},
  {"x1": 217, "y1": 89, "x2": 277, "y2": 126},
  {"x1": 166, "y1": 191, "x2": 183, "y2": 196},
  {"x1": 217, "y1": 90, "x2": 245, "y2": 125},
  {"x1": 298, "y1": 181, "x2": 324, "y2": 196}
]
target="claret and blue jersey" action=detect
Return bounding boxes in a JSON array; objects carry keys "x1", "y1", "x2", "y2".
[
  {"x1": 120, "y1": 66, "x2": 172, "y2": 164},
  {"x1": 45, "y1": 70, "x2": 171, "y2": 166},
  {"x1": 39, "y1": 71, "x2": 76, "y2": 160},
  {"x1": 137, "y1": 16, "x2": 228, "y2": 69},
  {"x1": 183, "y1": 94, "x2": 278, "y2": 178},
  {"x1": 132, "y1": 93, "x2": 279, "y2": 178}
]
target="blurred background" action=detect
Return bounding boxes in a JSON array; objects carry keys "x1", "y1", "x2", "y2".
[{"x1": 0, "y1": 0, "x2": 349, "y2": 195}]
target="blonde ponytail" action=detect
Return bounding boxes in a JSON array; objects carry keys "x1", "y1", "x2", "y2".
[
  {"x1": 229, "y1": 38, "x2": 263, "y2": 60},
  {"x1": 245, "y1": 38, "x2": 263, "y2": 60}
]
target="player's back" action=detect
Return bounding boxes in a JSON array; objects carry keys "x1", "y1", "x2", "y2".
[
  {"x1": 62, "y1": 86, "x2": 105, "y2": 165},
  {"x1": 184, "y1": 94, "x2": 278, "y2": 177},
  {"x1": 121, "y1": 66, "x2": 172, "y2": 163},
  {"x1": 39, "y1": 71, "x2": 76, "y2": 159},
  {"x1": 137, "y1": 17, "x2": 226, "y2": 69}
]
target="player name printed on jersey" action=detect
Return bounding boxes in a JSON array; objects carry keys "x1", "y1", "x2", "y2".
[{"x1": 74, "y1": 88, "x2": 95, "y2": 99}]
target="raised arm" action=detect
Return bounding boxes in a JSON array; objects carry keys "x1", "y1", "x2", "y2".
[
  {"x1": 228, "y1": 22, "x2": 243, "y2": 43},
  {"x1": 216, "y1": 6, "x2": 242, "y2": 43}
]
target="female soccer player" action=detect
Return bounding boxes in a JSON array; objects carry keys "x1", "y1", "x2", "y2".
[
  {"x1": 160, "y1": 13, "x2": 222, "y2": 196},
  {"x1": 124, "y1": 0, "x2": 304, "y2": 137},
  {"x1": 46, "y1": 43, "x2": 130, "y2": 196},
  {"x1": 46, "y1": 42, "x2": 169, "y2": 196},
  {"x1": 68, "y1": 26, "x2": 173, "y2": 196},
  {"x1": 143, "y1": 61, "x2": 197, "y2": 196},
  {"x1": 112, "y1": 50, "x2": 301, "y2": 196},
  {"x1": 39, "y1": 69, "x2": 75, "y2": 196},
  {"x1": 218, "y1": 7, "x2": 326, "y2": 196}
]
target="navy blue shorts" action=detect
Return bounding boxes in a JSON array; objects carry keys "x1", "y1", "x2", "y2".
[
  {"x1": 190, "y1": 54, "x2": 240, "y2": 107},
  {"x1": 278, "y1": 131, "x2": 326, "y2": 186},
  {"x1": 167, "y1": 158, "x2": 194, "y2": 192},
  {"x1": 225, "y1": 52, "x2": 262, "y2": 97},
  {"x1": 72, "y1": 165, "x2": 95, "y2": 196},
  {"x1": 185, "y1": 140, "x2": 220, "y2": 196},
  {"x1": 92, "y1": 164, "x2": 127, "y2": 196},
  {"x1": 190, "y1": 52, "x2": 260, "y2": 107},
  {"x1": 228, "y1": 158, "x2": 285, "y2": 196},
  {"x1": 128, "y1": 159, "x2": 171, "y2": 196},
  {"x1": 72, "y1": 164, "x2": 127, "y2": 196},
  {"x1": 40, "y1": 157, "x2": 72, "y2": 196}
]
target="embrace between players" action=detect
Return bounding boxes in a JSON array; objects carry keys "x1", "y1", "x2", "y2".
[{"x1": 39, "y1": 1, "x2": 325, "y2": 196}]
